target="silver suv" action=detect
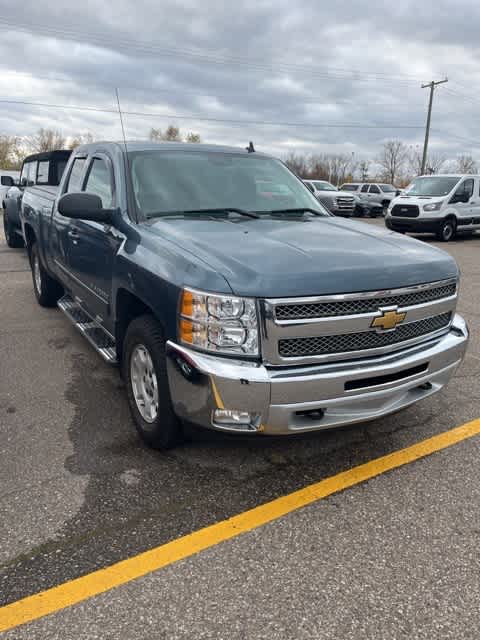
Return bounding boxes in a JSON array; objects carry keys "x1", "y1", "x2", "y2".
[
  {"x1": 303, "y1": 180, "x2": 357, "y2": 217},
  {"x1": 340, "y1": 183, "x2": 400, "y2": 209}
]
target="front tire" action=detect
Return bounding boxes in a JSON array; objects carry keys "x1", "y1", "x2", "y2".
[
  {"x1": 123, "y1": 315, "x2": 183, "y2": 449},
  {"x1": 436, "y1": 218, "x2": 456, "y2": 242},
  {"x1": 30, "y1": 242, "x2": 63, "y2": 306}
]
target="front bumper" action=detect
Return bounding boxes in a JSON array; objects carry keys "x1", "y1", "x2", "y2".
[
  {"x1": 166, "y1": 314, "x2": 468, "y2": 435},
  {"x1": 386, "y1": 216, "x2": 442, "y2": 233}
]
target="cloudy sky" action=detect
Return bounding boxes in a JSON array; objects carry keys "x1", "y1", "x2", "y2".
[{"x1": 0, "y1": 0, "x2": 479, "y2": 164}]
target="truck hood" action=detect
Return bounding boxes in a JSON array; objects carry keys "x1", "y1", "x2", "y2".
[{"x1": 147, "y1": 216, "x2": 458, "y2": 297}]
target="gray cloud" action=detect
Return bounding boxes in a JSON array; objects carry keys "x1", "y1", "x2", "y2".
[{"x1": 0, "y1": 0, "x2": 479, "y2": 164}]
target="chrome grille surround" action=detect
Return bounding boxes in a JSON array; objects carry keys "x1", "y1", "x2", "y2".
[{"x1": 261, "y1": 278, "x2": 458, "y2": 366}]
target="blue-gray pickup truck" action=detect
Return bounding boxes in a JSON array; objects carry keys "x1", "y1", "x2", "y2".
[{"x1": 20, "y1": 141, "x2": 468, "y2": 449}]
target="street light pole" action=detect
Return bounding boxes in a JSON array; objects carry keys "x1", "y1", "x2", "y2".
[{"x1": 421, "y1": 78, "x2": 448, "y2": 175}]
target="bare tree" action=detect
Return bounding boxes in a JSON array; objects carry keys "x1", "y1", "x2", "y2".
[
  {"x1": 68, "y1": 133, "x2": 96, "y2": 150},
  {"x1": 359, "y1": 160, "x2": 370, "y2": 181},
  {"x1": 284, "y1": 152, "x2": 309, "y2": 177},
  {"x1": 376, "y1": 140, "x2": 409, "y2": 184},
  {"x1": 0, "y1": 135, "x2": 22, "y2": 169},
  {"x1": 149, "y1": 125, "x2": 201, "y2": 143},
  {"x1": 28, "y1": 128, "x2": 66, "y2": 153},
  {"x1": 408, "y1": 147, "x2": 446, "y2": 176},
  {"x1": 454, "y1": 154, "x2": 478, "y2": 174},
  {"x1": 185, "y1": 132, "x2": 201, "y2": 143}
]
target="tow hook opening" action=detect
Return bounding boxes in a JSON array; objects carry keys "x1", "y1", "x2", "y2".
[
  {"x1": 418, "y1": 382, "x2": 433, "y2": 391},
  {"x1": 295, "y1": 408, "x2": 325, "y2": 421}
]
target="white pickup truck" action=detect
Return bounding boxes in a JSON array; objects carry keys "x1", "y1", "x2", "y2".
[{"x1": 385, "y1": 174, "x2": 480, "y2": 242}]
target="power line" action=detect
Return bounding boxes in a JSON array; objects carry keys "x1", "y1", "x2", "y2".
[
  {"x1": 0, "y1": 98, "x2": 426, "y2": 129},
  {"x1": 0, "y1": 69, "x2": 427, "y2": 108},
  {"x1": 0, "y1": 16, "x2": 427, "y2": 86}
]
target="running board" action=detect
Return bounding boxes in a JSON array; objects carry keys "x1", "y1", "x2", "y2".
[{"x1": 58, "y1": 295, "x2": 118, "y2": 364}]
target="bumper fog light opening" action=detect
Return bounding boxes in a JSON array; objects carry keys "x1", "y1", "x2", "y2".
[{"x1": 212, "y1": 409, "x2": 261, "y2": 431}]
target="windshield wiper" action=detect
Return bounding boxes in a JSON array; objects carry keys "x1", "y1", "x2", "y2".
[
  {"x1": 146, "y1": 207, "x2": 259, "y2": 220},
  {"x1": 260, "y1": 208, "x2": 325, "y2": 216}
]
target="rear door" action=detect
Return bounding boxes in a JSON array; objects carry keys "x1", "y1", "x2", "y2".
[
  {"x1": 67, "y1": 154, "x2": 119, "y2": 324},
  {"x1": 470, "y1": 178, "x2": 480, "y2": 228},
  {"x1": 51, "y1": 156, "x2": 88, "y2": 289},
  {"x1": 359, "y1": 184, "x2": 370, "y2": 201},
  {"x1": 368, "y1": 184, "x2": 382, "y2": 203}
]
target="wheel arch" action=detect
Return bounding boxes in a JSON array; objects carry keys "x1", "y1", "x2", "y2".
[{"x1": 114, "y1": 288, "x2": 163, "y2": 365}]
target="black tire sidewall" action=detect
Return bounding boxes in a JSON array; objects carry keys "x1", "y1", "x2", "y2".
[
  {"x1": 123, "y1": 315, "x2": 182, "y2": 449},
  {"x1": 439, "y1": 219, "x2": 456, "y2": 242},
  {"x1": 30, "y1": 243, "x2": 61, "y2": 306}
]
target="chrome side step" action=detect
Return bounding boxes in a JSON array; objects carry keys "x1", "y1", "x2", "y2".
[{"x1": 58, "y1": 294, "x2": 118, "y2": 364}]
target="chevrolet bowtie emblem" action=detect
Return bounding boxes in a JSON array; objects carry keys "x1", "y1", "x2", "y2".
[{"x1": 371, "y1": 309, "x2": 407, "y2": 331}]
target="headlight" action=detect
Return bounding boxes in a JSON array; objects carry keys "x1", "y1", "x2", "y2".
[
  {"x1": 179, "y1": 289, "x2": 259, "y2": 356},
  {"x1": 423, "y1": 201, "x2": 444, "y2": 212}
]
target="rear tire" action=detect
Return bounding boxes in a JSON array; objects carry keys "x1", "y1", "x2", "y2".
[
  {"x1": 3, "y1": 210, "x2": 24, "y2": 248},
  {"x1": 123, "y1": 315, "x2": 183, "y2": 450},
  {"x1": 436, "y1": 218, "x2": 456, "y2": 242},
  {"x1": 30, "y1": 242, "x2": 63, "y2": 307}
]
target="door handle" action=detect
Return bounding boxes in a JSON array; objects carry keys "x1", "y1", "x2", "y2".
[{"x1": 68, "y1": 229, "x2": 80, "y2": 245}]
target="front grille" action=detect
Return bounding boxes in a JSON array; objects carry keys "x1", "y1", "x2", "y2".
[
  {"x1": 391, "y1": 204, "x2": 420, "y2": 217},
  {"x1": 336, "y1": 197, "x2": 355, "y2": 209},
  {"x1": 275, "y1": 282, "x2": 456, "y2": 320},
  {"x1": 278, "y1": 313, "x2": 451, "y2": 358}
]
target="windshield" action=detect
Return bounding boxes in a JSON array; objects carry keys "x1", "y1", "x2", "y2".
[
  {"x1": 313, "y1": 181, "x2": 336, "y2": 191},
  {"x1": 129, "y1": 150, "x2": 328, "y2": 217},
  {"x1": 404, "y1": 176, "x2": 461, "y2": 197},
  {"x1": 379, "y1": 184, "x2": 396, "y2": 192},
  {"x1": 340, "y1": 184, "x2": 359, "y2": 191}
]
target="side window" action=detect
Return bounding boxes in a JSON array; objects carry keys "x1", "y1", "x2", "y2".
[
  {"x1": 27, "y1": 162, "x2": 38, "y2": 186},
  {"x1": 37, "y1": 161, "x2": 50, "y2": 184},
  {"x1": 369, "y1": 185, "x2": 381, "y2": 194},
  {"x1": 361, "y1": 184, "x2": 369, "y2": 193},
  {"x1": 66, "y1": 158, "x2": 87, "y2": 193},
  {"x1": 84, "y1": 158, "x2": 113, "y2": 208},
  {"x1": 455, "y1": 179, "x2": 474, "y2": 201},
  {"x1": 20, "y1": 162, "x2": 29, "y2": 185}
]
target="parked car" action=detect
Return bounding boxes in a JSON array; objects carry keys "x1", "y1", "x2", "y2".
[
  {"x1": 340, "y1": 182, "x2": 400, "y2": 209},
  {"x1": 21, "y1": 141, "x2": 467, "y2": 449},
  {"x1": 303, "y1": 179, "x2": 357, "y2": 217},
  {"x1": 2, "y1": 150, "x2": 71, "y2": 248},
  {"x1": 1, "y1": 170, "x2": 20, "y2": 208},
  {"x1": 385, "y1": 174, "x2": 480, "y2": 241}
]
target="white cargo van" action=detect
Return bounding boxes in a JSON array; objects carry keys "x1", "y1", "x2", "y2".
[{"x1": 385, "y1": 174, "x2": 480, "y2": 241}]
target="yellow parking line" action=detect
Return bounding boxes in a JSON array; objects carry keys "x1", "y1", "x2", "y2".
[{"x1": 1, "y1": 418, "x2": 480, "y2": 633}]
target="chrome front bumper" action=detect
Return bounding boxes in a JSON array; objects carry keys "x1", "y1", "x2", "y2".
[{"x1": 165, "y1": 314, "x2": 468, "y2": 435}]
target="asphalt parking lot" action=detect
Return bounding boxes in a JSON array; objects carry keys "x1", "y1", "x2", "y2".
[{"x1": 1, "y1": 217, "x2": 479, "y2": 639}]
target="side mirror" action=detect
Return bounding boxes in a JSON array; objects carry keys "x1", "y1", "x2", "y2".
[
  {"x1": 58, "y1": 192, "x2": 114, "y2": 224},
  {"x1": 395, "y1": 190, "x2": 401, "y2": 196},
  {"x1": 451, "y1": 192, "x2": 470, "y2": 204},
  {"x1": 1, "y1": 175, "x2": 15, "y2": 187}
]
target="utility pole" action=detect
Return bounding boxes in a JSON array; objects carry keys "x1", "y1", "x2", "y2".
[{"x1": 421, "y1": 78, "x2": 448, "y2": 175}]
